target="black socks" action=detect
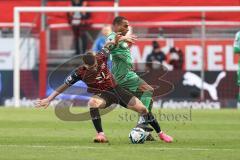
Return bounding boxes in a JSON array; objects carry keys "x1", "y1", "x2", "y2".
[{"x1": 90, "y1": 108, "x2": 103, "y2": 133}]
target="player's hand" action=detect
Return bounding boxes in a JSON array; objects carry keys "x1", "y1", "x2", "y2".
[
  {"x1": 118, "y1": 34, "x2": 137, "y2": 44},
  {"x1": 104, "y1": 41, "x2": 116, "y2": 50},
  {"x1": 34, "y1": 98, "x2": 50, "y2": 109}
]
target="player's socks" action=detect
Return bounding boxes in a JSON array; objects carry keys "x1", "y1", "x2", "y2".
[
  {"x1": 141, "y1": 100, "x2": 161, "y2": 133},
  {"x1": 90, "y1": 108, "x2": 103, "y2": 133},
  {"x1": 140, "y1": 90, "x2": 153, "y2": 112},
  {"x1": 146, "y1": 112, "x2": 161, "y2": 133},
  {"x1": 137, "y1": 114, "x2": 147, "y2": 124},
  {"x1": 147, "y1": 101, "x2": 161, "y2": 133}
]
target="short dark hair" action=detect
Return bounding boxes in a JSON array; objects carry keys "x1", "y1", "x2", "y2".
[
  {"x1": 152, "y1": 41, "x2": 160, "y2": 49},
  {"x1": 113, "y1": 16, "x2": 127, "y2": 25},
  {"x1": 82, "y1": 51, "x2": 96, "y2": 66},
  {"x1": 169, "y1": 47, "x2": 177, "y2": 53}
]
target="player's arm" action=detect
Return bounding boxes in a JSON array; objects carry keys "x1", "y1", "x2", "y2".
[
  {"x1": 35, "y1": 70, "x2": 81, "y2": 108},
  {"x1": 98, "y1": 34, "x2": 119, "y2": 59},
  {"x1": 100, "y1": 34, "x2": 133, "y2": 59},
  {"x1": 108, "y1": 33, "x2": 136, "y2": 49},
  {"x1": 35, "y1": 83, "x2": 70, "y2": 109},
  {"x1": 118, "y1": 34, "x2": 137, "y2": 44},
  {"x1": 99, "y1": 41, "x2": 116, "y2": 58}
]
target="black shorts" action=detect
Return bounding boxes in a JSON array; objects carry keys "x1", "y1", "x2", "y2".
[{"x1": 98, "y1": 85, "x2": 134, "y2": 108}]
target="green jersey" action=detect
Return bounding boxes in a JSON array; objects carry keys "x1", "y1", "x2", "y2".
[
  {"x1": 234, "y1": 31, "x2": 240, "y2": 99},
  {"x1": 234, "y1": 31, "x2": 240, "y2": 53},
  {"x1": 107, "y1": 32, "x2": 153, "y2": 111},
  {"x1": 107, "y1": 32, "x2": 139, "y2": 88}
]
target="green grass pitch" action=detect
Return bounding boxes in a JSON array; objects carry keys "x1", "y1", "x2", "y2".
[{"x1": 0, "y1": 107, "x2": 240, "y2": 160}]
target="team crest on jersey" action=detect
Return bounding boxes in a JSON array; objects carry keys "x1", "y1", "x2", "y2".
[
  {"x1": 96, "y1": 72, "x2": 106, "y2": 82},
  {"x1": 67, "y1": 76, "x2": 72, "y2": 82}
]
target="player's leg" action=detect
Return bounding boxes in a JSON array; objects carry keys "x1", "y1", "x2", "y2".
[
  {"x1": 118, "y1": 77, "x2": 155, "y2": 136},
  {"x1": 114, "y1": 85, "x2": 172, "y2": 142},
  {"x1": 123, "y1": 78, "x2": 156, "y2": 135},
  {"x1": 113, "y1": 85, "x2": 148, "y2": 114},
  {"x1": 126, "y1": 96, "x2": 148, "y2": 114},
  {"x1": 88, "y1": 95, "x2": 107, "y2": 109},
  {"x1": 89, "y1": 108, "x2": 107, "y2": 143},
  {"x1": 133, "y1": 94, "x2": 173, "y2": 143},
  {"x1": 136, "y1": 81, "x2": 154, "y2": 127},
  {"x1": 88, "y1": 95, "x2": 108, "y2": 143},
  {"x1": 137, "y1": 81, "x2": 173, "y2": 143},
  {"x1": 114, "y1": 85, "x2": 155, "y2": 132},
  {"x1": 138, "y1": 80, "x2": 154, "y2": 111},
  {"x1": 127, "y1": 96, "x2": 166, "y2": 134},
  {"x1": 145, "y1": 111, "x2": 173, "y2": 143}
]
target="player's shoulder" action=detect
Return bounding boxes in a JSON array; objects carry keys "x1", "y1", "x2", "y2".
[
  {"x1": 96, "y1": 54, "x2": 104, "y2": 62},
  {"x1": 75, "y1": 66, "x2": 86, "y2": 75}
]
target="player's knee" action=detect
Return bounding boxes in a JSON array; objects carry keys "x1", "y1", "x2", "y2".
[
  {"x1": 89, "y1": 97, "x2": 107, "y2": 109},
  {"x1": 143, "y1": 85, "x2": 154, "y2": 93},
  {"x1": 98, "y1": 101, "x2": 107, "y2": 108},
  {"x1": 88, "y1": 98, "x2": 101, "y2": 108},
  {"x1": 137, "y1": 106, "x2": 148, "y2": 114},
  {"x1": 148, "y1": 86, "x2": 154, "y2": 93},
  {"x1": 140, "y1": 84, "x2": 154, "y2": 93}
]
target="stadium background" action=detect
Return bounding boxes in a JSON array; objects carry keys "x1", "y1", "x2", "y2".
[
  {"x1": 0, "y1": 1, "x2": 240, "y2": 160},
  {"x1": 0, "y1": 0, "x2": 240, "y2": 109}
]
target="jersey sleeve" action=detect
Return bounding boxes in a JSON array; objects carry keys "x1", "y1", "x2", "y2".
[
  {"x1": 106, "y1": 33, "x2": 116, "y2": 44},
  {"x1": 96, "y1": 52, "x2": 108, "y2": 64},
  {"x1": 65, "y1": 69, "x2": 81, "y2": 86},
  {"x1": 99, "y1": 46, "x2": 111, "y2": 59},
  {"x1": 106, "y1": 33, "x2": 120, "y2": 55}
]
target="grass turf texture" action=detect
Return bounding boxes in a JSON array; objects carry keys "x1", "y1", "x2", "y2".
[{"x1": 0, "y1": 107, "x2": 240, "y2": 160}]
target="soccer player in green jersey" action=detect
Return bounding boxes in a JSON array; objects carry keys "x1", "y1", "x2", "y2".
[
  {"x1": 106, "y1": 16, "x2": 173, "y2": 143},
  {"x1": 234, "y1": 31, "x2": 240, "y2": 100}
]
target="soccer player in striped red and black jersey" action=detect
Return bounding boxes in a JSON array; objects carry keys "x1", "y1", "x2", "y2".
[
  {"x1": 35, "y1": 46, "x2": 150, "y2": 143},
  {"x1": 65, "y1": 51, "x2": 116, "y2": 94}
]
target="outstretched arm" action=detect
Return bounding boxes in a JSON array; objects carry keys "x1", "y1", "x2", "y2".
[
  {"x1": 35, "y1": 70, "x2": 81, "y2": 108},
  {"x1": 35, "y1": 83, "x2": 69, "y2": 108}
]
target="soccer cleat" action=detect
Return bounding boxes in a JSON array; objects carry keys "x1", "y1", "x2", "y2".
[
  {"x1": 159, "y1": 131, "x2": 173, "y2": 143},
  {"x1": 93, "y1": 132, "x2": 109, "y2": 143}
]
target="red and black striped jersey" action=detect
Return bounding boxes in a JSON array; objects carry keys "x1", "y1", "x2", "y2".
[{"x1": 65, "y1": 52, "x2": 116, "y2": 94}]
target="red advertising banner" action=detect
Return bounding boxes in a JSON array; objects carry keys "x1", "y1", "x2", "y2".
[{"x1": 131, "y1": 39, "x2": 239, "y2": 71}]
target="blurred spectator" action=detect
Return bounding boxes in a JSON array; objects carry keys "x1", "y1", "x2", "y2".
[
  {"x1": 68, "y1": 0, "x2": 90, "y2": 55},
  {"x1": 168, "y1": 47, "x2": 183, "y2": 70},
  {"x1": 92, "y1": 25, "x2": 112, "y2": 52},
  {"x1": 70, "y1": 0, "x2": 89, "y2": 25},
  {"x1": 177, "y1": 49, "x2": 184, "y2": 69},
  {"x1": 93, "y1": 25, "x2": 113, "y2": 69},
  {"x1": 146, "y1": 41, "x2": 166, "y2": 69}
]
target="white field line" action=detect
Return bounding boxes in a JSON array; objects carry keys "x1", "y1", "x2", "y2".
[{"x1": 0, "y1": 144, "x2": 237, "y2": 151}]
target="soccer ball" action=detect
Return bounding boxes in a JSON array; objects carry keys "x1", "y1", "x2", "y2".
[{"x1": 128, "y1": 127, "x2": 147, "y2": 144}]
